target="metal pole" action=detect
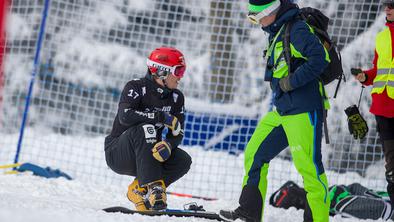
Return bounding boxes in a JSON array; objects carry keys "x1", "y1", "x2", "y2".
[{"x1": 14, "y1": 0, "x2": 51, "y2": 165}]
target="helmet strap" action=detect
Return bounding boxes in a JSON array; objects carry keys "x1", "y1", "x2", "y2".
[
  {"x1": 163, "y1": 78, "x2": 169, "y2": 88},
  {"x1": 146, "y1": 71, "x2": 172, "y2": 97},
  {"x1": 152, "y1": 73, "x2": 171, "y2": 89}
]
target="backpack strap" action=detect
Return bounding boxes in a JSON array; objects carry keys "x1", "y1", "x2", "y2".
[
  {"x1": 321, "y1": 85, "x2": 330, "y2": 144},
  {"x1": 333, "y1": 48, "x2": 345, "y2": 98},
  {"x1": 267, "y1": 24, "x2": 287, "y2": 71},
  {"x1": 282, "y1": 20, "x2": 295, "y2": 74}
]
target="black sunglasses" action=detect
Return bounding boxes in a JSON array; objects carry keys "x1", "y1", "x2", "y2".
[{"x1": 385, "y1": 3, "x2": 394, "y2": 9}]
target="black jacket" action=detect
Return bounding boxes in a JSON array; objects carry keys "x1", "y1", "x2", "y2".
[{"x1": 105, "y1": 74, "x2": 185, "y2": 149}]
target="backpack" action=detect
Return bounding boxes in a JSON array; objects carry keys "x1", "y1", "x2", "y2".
[{"x1": 282, "y1": 7, "x2": 344, "y2": 98}]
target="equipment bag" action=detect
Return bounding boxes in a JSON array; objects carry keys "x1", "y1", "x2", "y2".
[{"x1": 282, "y1": 7, "x2": 344, "y2": 97}]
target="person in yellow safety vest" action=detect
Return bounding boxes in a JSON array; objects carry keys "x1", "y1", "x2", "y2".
[{"x1": 351, "y1": 0, "x2": 394, "y2": 207}]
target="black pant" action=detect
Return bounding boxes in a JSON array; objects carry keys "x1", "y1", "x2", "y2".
[
  {"x1": 375, "y1": 115, "x2": 394, "y2": 203},
  {"x1": 105, "y1": 123, "x2": 191, "y2": 186}
]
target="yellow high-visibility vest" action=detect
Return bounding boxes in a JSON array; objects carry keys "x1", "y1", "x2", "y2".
[{"x1": 373, "y1": 27, "x2": 394, "y2": 98}]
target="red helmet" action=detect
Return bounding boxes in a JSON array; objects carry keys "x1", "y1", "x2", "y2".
[{"x1": 147, "y1": 47, "x2": 186, "y2": 79}]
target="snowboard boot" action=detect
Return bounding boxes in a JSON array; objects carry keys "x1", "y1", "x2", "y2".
[
  {"x1": 219, "y1": 207, "x2": 258, "y2": 222},
  {"x1": 146, "y1": 179, "x2": 167, "y2": 210},
  {"x1": 127, "y1": 178, "x2": 151, "y2": 211}
]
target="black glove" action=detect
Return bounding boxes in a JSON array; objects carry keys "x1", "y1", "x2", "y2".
[
  {"x1": 344, "y1": 105, "x2": 368, "y2": 140},
  {"x1": 156, "y1": 112, "x2": 181, "y2": 136},
  {"x1": 350, "y1": 68, "x2": 363, "y2": 76}
]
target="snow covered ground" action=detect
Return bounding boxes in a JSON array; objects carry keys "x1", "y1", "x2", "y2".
[
  {"x1": 0, "y1": 130, "x2": 388, "y2": 222},
  {"x1": 0, "y1": 158, "x2": 387, "y2": 222}
]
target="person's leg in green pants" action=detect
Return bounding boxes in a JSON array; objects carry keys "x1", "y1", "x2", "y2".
[
  {"x1": 282, "y1": 110, "x2": 329, "y2": 222},
  {"x1": 220, "y1": 110, "x2": 329, "y2": 222}
]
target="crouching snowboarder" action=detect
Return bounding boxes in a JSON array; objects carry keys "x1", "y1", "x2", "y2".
[{"x1": 104, "y1": 47, "x2": 192, "y2": 211}]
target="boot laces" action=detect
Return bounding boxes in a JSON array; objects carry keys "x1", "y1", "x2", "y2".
[
  {"x1": 151, "y1": 186, "x2": 165, "y2": 196},
  {"x1": 133, "y1": 189, "x2": 147, "y2": 197}
]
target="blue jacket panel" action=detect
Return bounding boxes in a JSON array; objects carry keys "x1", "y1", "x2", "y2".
[{"x1": 263, "y1": 8, "x2": 328, "y2": 115}]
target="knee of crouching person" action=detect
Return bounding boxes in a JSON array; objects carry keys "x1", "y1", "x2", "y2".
[
  {"x1": 186, "y1": 153, "x2": 192, "y2": 170},
  {"x1": 181, "y1": 152, "x2": 192, "y2": 175}
]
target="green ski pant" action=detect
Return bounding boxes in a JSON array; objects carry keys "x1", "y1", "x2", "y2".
[{"x1": 240, "y1": 110, "x2": 329, "y2": 222}]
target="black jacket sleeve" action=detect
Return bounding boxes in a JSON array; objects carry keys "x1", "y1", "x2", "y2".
[
  {"x1": 165, "y1": 91, "x2": 185, "y2": 149},
  {"x1": 117, "y1": 81, "x2": 160, "y2": 127}
]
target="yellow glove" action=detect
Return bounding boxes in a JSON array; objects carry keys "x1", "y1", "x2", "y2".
[
  {"x1": 345, "y1": 105, "x2": 369, "y2": 140},
  {"x1": 152, "y1": 141, "x2": 172, "y2": 162}
]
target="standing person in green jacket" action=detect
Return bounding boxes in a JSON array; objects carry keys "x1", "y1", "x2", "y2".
[{"x1": 220, "y1": 0, "x2": 330, "y2": 221}]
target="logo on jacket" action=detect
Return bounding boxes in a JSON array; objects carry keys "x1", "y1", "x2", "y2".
[
  {"x1": 135, "y1": 111, "x2": 155, "y2": 119},
  {"x1": 173, "y1": 93, "x2": 178, "y2": 103},
  {"x1": 290, "y1": 145, "x2": 302, "y2": 152},
  {"x1": 161, "y1": 106, "x2": 171, "y2": 112},
  {"x1": 146, "y1": 138, "x2": 157, "y2": 144},
  {"x1": 142, "y1": 124, "x2": 156, "y2": 139},
  {"x1": 142, "y1": 87, "x2": 146, "y2": 96}
]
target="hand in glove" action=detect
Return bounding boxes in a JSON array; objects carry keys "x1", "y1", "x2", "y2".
[
  {"x1": 350, "y1": 68, "x2": 367, "y2": 83},
  {"x1": 344, "y1": 105, "x2": 368, "y2": 140},
  {"x1": 279, "y1": 75, "x2": 293, "y2": 93},
  {"x1": 152, "y1": 141, "x2": 172, "y2": 162},
  {"x1": 157, "y1": 112, "x2": 181, "y2": 136}
]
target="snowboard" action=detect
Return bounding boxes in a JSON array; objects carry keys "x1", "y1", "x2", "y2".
[{"x1": 103, "y1": 206, "x2": 227, "y2": 221}]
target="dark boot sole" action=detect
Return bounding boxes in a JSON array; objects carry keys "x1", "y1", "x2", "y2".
[{"x1": 151, "y1": 200, "x2": 167, "y2": 211}]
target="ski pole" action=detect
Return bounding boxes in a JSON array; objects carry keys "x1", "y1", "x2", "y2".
[
  {"x1": 350, "y1": 68, "x2": 365, "y2": 108},
  {"x1": 167, "y1": 191, "x2": 218, "y2": 201}
]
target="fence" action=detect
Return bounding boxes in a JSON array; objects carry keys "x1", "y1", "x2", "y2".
[{"x1": 0, "y1": 0, "x2": 386, "y2": 199}]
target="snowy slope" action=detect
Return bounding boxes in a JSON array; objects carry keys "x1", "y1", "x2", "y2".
[
  {"x1": 0, "y1": 126, "x2": 387, "y2": 222},
  {"x1": 0, "y1": 172, "x2": 387, "y2": 222}
]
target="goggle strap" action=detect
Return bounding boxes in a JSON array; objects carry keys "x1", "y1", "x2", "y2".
[
  {"x1": 147, "y1": 59, "x2": 185, "y2": 78},
  {"x1": 147, "y1": 59, "x2": 175, "y2": 73},
  {"x1": 247, "y1": 0, "x2": 280, "y2": 24},
  {"x1": 252, "y1": 0, "x2": 280, "y2": 18}
]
